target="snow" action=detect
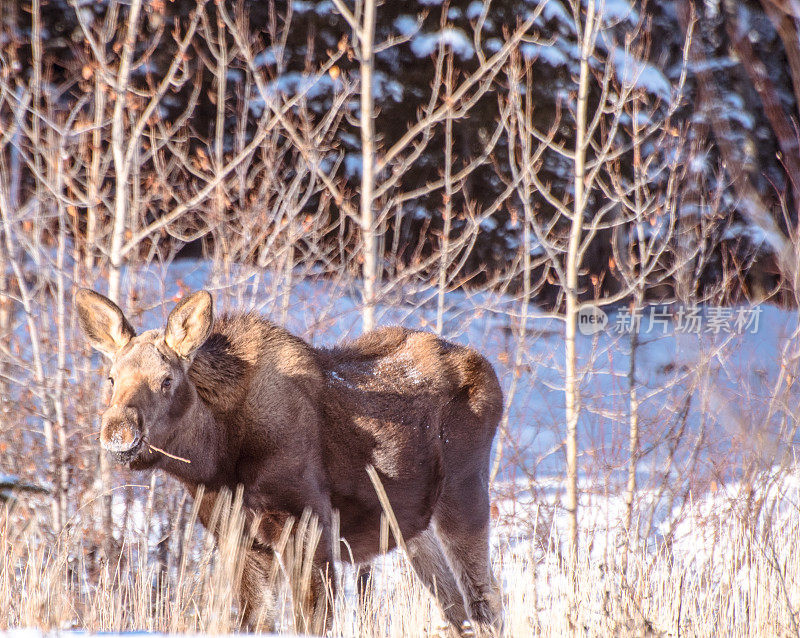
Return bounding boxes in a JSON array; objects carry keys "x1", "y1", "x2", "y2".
[
  {"x1": 376, "y1": 348, "x2": 424, "y2": 386},
  {"x1": 520, "y1": 1, "x2": 673, "y2": 102},
  {"x1": 314, "y1": 0, "x2": 334, "y2": 15},
  {"x1": 248, "y1": 72, "x2": 341, "y2": 115},
  {"x1": 515, "y1": 24, "x2": 673, "y2": 102},
  {"x1": 327, "y1": 369, "x2": 357, "y2": 390},
  {"x1": 723, "y1": 223, "x2": 787, "y2": 252},
  {"x1": 521, "y1": 43, "x2": 569, "y2": 67},
  {"x1": 484, "y1": 37, "x2": 503, "y2": 53},
  {"x1": 393, "y1": 15, "x2": 418, "y2": 37},
  {"x1": 344, "y1": 154, "x2": 362, "y2": 177},
  {"x1": 537, "y1": 0, "x2": 572, "y2": 26},
  {"x1": 253, "y1": 49, "x2": 277, "y2": 69},
  {"x1": 372, "y1": 71, "x2": 404, "y2": 102},
  {"x1": 410, "y1": 28, "x2": 475, "y2": 59},
  {"x1": 609, "y1": 47, "x2": 672, "y2": 99},
  {"x1": 726, "y1": 107, "x2": 756, "y2": 130},
  {"x1": 0, "y1": 474, "x2": 20, "y2": 501},
  {"x1": 596, "y1": 0, "x2": 638, "y2": 22},
  {"x1": 689, "y1": 56, "x2": 739, "y2": 74},
  {"x1": 664, "y1": 468, "x2": 800, "y2": 559},
  {"x1": 533, "y1": 0, "x2": 637, "y2": 28},
  {"x1": 466, "y1": 1, "x2": 485, "y2": 20},
  {"x1": 689, "y1": 152, "x2": 708, "y2": 175},
  {"x1": 265, "y1": 72, "x2": 338, "y2": 100},
  {"x1": 95, "y1": 258, "x2": 798, "y2": 499}
]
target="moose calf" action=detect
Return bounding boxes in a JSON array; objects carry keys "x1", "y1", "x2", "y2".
[{"x1": 76, "y1": 288, "x2": 503, "y2": 635}]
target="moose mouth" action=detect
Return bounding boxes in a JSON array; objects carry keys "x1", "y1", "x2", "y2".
[{"x1": 108, "y1": 438, "x2": 144, "y2": 465}]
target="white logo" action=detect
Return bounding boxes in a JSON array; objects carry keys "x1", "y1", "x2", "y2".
[{"x1": 577, "y1": 304, "x2": 608, "y2": 335}]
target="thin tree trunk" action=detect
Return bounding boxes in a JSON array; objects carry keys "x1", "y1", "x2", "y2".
[
  {"x1": 621, "y1": 291, "x2": 641, "y2": 574},
  {"x1": 214, "y1": 15, "x2": 230, "y2": 269},
  {"x1": 85, "y1": 79, "x2": 106, "y2": 272},
  {"x1": 622, "y1": 102, "x2": 647, "y2": 573},
  {"x1": 30, "y1": 0, "x2": 42, "y2": 227},
  {"x1": 436, "y1": 58, "x2": 454, "y2": 336},
  {"x1": 359, "y1": 0, "x2": 378, "y2": 333},
  {"x1": 0, "y1": 90, "x2": 20, "y2": 402},
  {"x1": 54, "y1": 183, "x2": 70, "y2": 532},
  {"x1": 282, "y1": 239, "x2": 295, "y2": 325},
  {"x1": 565, "y1": 0, "x2": 596, "y2": 569},
  {"x1": 31, "y1": 0, "x2": 66, "y2": 533},
  {"x1": 0, "y1": 231, "x2": 7, "y2": 402},
  {"x1": 490, "y1": 70, "x2": 533, "y2": 487},
  {"x1": 108, "y1": 0, "x2": 142, "y2": 304},
  {"x1": 0, "y1": 194, "x2": 60, "y2": 530}
]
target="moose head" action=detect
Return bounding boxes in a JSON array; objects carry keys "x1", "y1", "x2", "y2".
[{"x1": 75, "y1": 289, "x2": 213, "y2": 468}]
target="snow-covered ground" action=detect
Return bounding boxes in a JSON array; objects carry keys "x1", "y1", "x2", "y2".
[{"x1": 4, "y1": 257, "x2": 800, "y2": 636}]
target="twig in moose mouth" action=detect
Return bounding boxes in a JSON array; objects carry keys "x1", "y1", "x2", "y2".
[{"x1": 148, "y1": 443, "x2": 191, "y2": 464}]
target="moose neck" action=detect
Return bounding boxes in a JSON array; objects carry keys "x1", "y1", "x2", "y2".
[{"x1": 156, "y1": 379, "x2": 232, "y2": 489}]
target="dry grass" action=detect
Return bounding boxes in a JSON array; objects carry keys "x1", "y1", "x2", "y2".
[{"x1": 2, "y1": 482, "x2": 800, "y2": 638}]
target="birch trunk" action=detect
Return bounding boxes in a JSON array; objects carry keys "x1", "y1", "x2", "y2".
[
  {"x1": 622, "y1": 103, "x2": 648, "y2": 574},
  {"x1": 108, "y1": 0, "x2": 142, "y2": 304},
  {"x1": 54, "y1": 186, "x2": 70, "y2": 532},
  {"x1": 436, "y1": 61, "x2": 454, "y2": 336},
  {"x1": 359, "y1": 0, "x2": 378, "y2": 333},
  {"x1": 85, "y1": 80, "x2": 106, "y2": 272},
  {"x1": 565, "y1": 0, "x2": 596, "y2": 568}
]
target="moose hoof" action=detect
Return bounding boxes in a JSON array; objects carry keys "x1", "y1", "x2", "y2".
[{"x1": 465, "y1": 599, "x2": 502, "y2": 637}]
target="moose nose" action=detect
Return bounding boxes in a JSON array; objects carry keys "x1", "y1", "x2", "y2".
[{"x1": 100, "y1": 405, "x2": 142, "y2": 452}]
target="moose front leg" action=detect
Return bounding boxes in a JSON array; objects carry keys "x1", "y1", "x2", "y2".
[
  {"x1": 246, "y1": 503, "x2": 337, "y2": 635},
  {"x1": 239, "y1": 545, "x2": 279, "y2": 631}
]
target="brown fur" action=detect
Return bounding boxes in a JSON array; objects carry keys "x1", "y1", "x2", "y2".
[{"x1": 75, "y1": 289, "x2": 503, "y2": 636}]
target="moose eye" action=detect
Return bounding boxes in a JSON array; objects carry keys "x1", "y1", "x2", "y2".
[{"x1": 161, "y1": 377, "x2": 172, "y2": 391}]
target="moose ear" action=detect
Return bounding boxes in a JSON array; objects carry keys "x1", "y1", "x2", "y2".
[
  {"x1": 164, "y1": 290, "x2": 213, "y2": 360},
  {"x1": 75, "y1": 288, "x2": 136, "y2": 359}
]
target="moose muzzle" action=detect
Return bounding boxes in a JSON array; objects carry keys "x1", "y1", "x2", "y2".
[{"x1": 100, "y1": 405, "x2": 144, "y2": 462}]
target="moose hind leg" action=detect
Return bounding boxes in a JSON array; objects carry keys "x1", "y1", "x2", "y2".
[
  {"x1": 434, "y1": 482, "x2": 502, "y2": 636},
  {"x1": 308, "y1": 557, "x2": 335, "y2": 635},
  {"x1": 408, "y1": 527, "x2": 469, "y2": 634}
]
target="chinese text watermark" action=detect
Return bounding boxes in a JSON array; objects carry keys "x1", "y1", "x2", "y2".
[{"x1": 612, "y1": 305, "x2": 762, "y2": 335}]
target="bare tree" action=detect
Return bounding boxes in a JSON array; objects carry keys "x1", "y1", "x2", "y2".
[
  {"x1": 328, "y1": 0, "x2": 540, "y2": 333},
  {"x1": 500, "y1": 0, "x2": 692, "y2": 568},
  {"x1": 70, "y1": 0, "x2": 205, "y2": 302},
  {"x1": 331, "y1": 0, "x2": 379, "y2": 331},
  {"x1": 607, "y1": 80, "x2": 693, "y2": 570},
  {"x1": 562, "y1": 0, "x2": 597, "y2": 565}
]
